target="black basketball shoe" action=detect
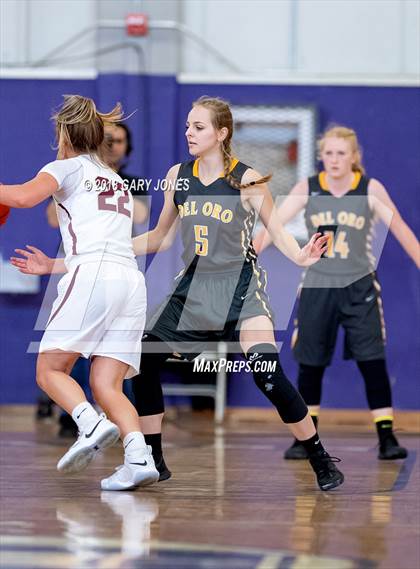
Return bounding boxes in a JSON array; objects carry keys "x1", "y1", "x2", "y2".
[
  {"x1": 309, "y1": 451, "x2": 344, "y2": 491},
  {"x1": 155, "y1": 456, "x2": 172, "y2": 481},
  {"x1": 58, "y1": 413, "x2": 78, "y2": 439},
  {"x1": 36, "y1": 397, "x2": 54, "y2": 420},
  {"x1": 284, "y1": 439, "x2": 309, "y2": 459},
  {"x1": 378, "y1": 433, "x2": 408, "y2": 460}
]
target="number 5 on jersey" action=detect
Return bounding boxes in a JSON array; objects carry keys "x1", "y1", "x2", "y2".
[{"x1": 194, "y1": 225, "x2": 208, "y2": 256}]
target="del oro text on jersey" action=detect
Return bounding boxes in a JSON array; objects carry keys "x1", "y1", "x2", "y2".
[
  {"x1": 177, "y1": 199, "x2": 234, "y2": 224},
  {"x1": 310, "y1": 210, "x2": 366, "y2": 230}
]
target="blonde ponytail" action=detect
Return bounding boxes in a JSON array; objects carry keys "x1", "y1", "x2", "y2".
[{"x1": 53, "y1": 94, "x2": 124, "y2": 158}]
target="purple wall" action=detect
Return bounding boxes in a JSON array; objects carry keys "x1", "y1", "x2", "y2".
[{"x1": 1, "y1": 75, "x2": 419, "y2": 409}]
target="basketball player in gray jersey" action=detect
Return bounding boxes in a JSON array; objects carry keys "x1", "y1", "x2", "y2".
[
  {"x1": 131, "y1": 97, "x2": 345, "y2": 491},
  {"x1": 255, "y1": 125, "x2": 419, "y2": 461}
]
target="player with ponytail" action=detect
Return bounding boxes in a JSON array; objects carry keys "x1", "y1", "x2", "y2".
[{"x1": 2, "y1": 95, "x2": 159, "y2": 491}]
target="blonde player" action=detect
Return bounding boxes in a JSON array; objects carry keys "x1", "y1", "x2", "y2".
[
  {"x1": 254, "y1": 125, "x2": 419, "y2": 460},
  {"x1": 0, "y1": 95, "x2": 158, "y2": 491}
]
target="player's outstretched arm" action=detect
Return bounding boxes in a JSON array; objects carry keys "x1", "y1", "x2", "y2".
[
  {"x1": 243, "y1": 170, "x2": 327, "y2": 266},
  {"x1": 132, "y1": 165, "x2": 180, "y2": 256},
  {"x1": 369, "y1": 179, "x2": 420, "y2": 269},
  {"x1": 132, "y1": 198, "x2": 149, "y2": 225},
  {"x1": 253, "y1": 179, "x2": 309, "y2": 254},
  {"x1": 10, "y1": 246, "x2": 66, "y2": 275},
  {"x1": 0, "y1": 173, "x2": 58, "y2": 208}
]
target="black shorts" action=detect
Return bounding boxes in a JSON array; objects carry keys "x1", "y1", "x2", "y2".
[
  {"x1": 146, "y1": 261, "x2": 274, "y2": 359},
  {"x1": 293, "y1": 273, "x2": 386, "y2": 366}
]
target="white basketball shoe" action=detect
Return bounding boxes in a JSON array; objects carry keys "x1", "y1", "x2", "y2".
[
  {"x1": 101, "y1": 445, "x2": 159, "y2": 491},
  {"x1": 57, "y1": 413, "x2": 120, "y2": 474}
]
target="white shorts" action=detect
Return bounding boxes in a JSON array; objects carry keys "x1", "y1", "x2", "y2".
[{"x1": 39, "y1": 261, "x2": 146, "y2": 378}]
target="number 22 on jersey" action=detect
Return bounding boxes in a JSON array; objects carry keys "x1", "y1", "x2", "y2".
[{"x1": 96, "y1": 176, "x2": 130, "y2": 218}]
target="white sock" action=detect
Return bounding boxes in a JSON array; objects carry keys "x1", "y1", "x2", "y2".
[
  {"x1": 71, "y1": 402, "x2": 99, "y2": 431},
  {"x1": 123, "y1": 432, "x2": 147, "y2": 460}
]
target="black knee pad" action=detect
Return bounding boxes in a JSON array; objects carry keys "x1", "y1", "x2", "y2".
[
  {"x1": 357, "y1": 359, "x2": 392, "y2": 410},
  {"x1": 246, "y1": 343, "x2": 308, "y2": 423},
  {"x1": 132, "y1": 334, "x2": 169, "y2": 416},
  {"x1": 297, "y1": 364, "x2": 326, "y2": 406}
]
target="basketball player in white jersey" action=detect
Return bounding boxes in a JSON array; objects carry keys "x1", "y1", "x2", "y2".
[{"x1": 0, "y1": 95, "x2": 158, "y2": 491}]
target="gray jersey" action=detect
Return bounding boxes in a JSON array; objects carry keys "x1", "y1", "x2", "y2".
[
  {"x1": 174, "y1": 159, "x2": 258, "y2": 273},
  {"x1": 304, "y1": 172, "x2": 375, "y2": 282}
]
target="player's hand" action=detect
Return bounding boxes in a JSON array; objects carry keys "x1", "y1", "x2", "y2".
[
  {"x1": 296, "y1": 233, "x2": 328, "y2": 266},
  {"x1": 10, "y1": 245, "x2": 54, "y2": 275}
]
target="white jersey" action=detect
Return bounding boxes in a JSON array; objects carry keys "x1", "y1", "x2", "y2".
[{"x1": 40, "y1": 154, "x2": 136, "y2": 271}]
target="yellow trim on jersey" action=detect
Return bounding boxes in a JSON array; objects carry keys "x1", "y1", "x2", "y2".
[
  {"x1": 373, "y1": 278, "x2": 382, "y2": 292},
  {"x1": 240, "y1": 230, "x2": 247, "y2": 258},
  {"x1": 255, "y1": 290, "x2": 272, "y2": 318},
  {"x1": 373, "y1": 276, "x2": 386, "y2": 343},
  {"x1": 174, "y1": 268, "x2": 185, "y2": 280},
  {"x1": 193, "y1": 158, "x2": 239, "y2": 179},
  {"x1": 291, "y1": 326, "x2": 298, "y2": 349},
  {"x1": 262, "y1": 268, "x2": 268, "y2": 292},
  {"x1": 251, "y1": 259, "x2": 263, "y2": 289},
  {"x1": 374, "y1": 415, "x2": 394, "y2": 423},
  {"x1": 319, "y1": 171, "x2": 328, "y2": 191},
  {"x1": 228, "y1": 158, "x2": 239, "y2": 174},
  {"x1": 351, "y1": 171, "x2": 362, "y2": 189},
  {"x1": 242, "y1": 214, "x2": 253, "y2": 256},
  {"x1": 309, "y1": 411, "x2": 319, "y2": 417},
  {"x1": 249, "y1": 257, "x2": 272, "y2": 318},
  {"x1": 319, "y1": 171, "x2": 361, "y2": 192}
]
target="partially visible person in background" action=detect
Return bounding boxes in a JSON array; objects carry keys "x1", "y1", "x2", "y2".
[
  {"x1": 46, "y1": 122, "x2": 149, "y2": 227},
  {"x1": 254, "y1": 125, "x2": 420, "y2": 461},
  {"x1": 105, "y1": 123, "x2": 149, "y2": 225}
]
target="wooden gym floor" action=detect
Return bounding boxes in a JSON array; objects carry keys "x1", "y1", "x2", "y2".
[{"x1": 0, "y1": 406, "x2": 419, "y2": 569}]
